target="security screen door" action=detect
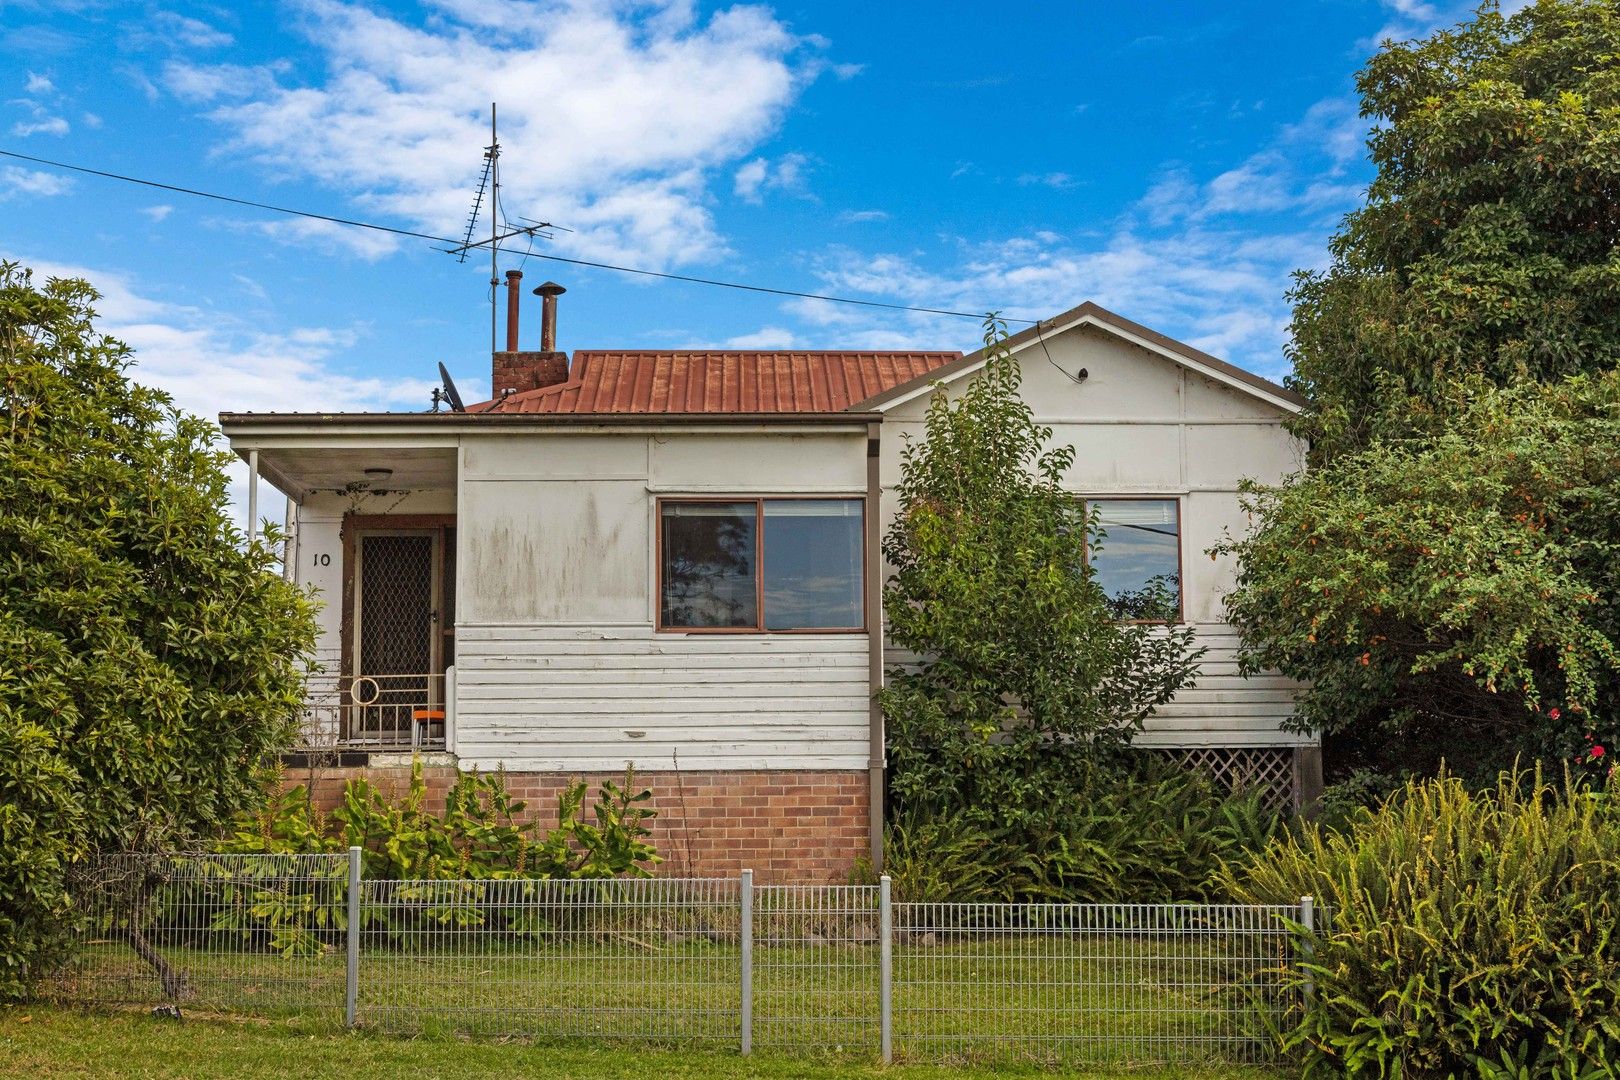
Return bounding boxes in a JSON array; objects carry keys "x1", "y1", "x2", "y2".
[{"x1": 351, "y1": 530, "x2": 446, "y2": 743}]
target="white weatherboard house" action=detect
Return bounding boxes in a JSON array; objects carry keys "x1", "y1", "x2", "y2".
[{"x1": 222, "y1": 280, "x2": 1313, "y2": 881}]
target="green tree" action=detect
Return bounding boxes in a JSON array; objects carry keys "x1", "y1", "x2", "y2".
[
  {"x1": 880, "y1": 319, "x2": 1201, "y2": 825},
  {"x1": 1287, "y1": 0, "x2": 1620, "y2": 463},
  {"x1": 1217, "y1": 373, "x2": 1620, "y2": 780},
  {"x1": 0, "y1": 262, "x2": 318, "y2": 999}
]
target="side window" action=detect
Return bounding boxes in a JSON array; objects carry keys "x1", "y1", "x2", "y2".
[
  {"x1": 659, "y1": 502, "x2": 759, "y2": 628},
  {"x1": 659, "y1": 499, "x2": 865, "y2": 631},
  {"x1": 1088, "y1": 499, "x2": 1182, "y2": 622}
]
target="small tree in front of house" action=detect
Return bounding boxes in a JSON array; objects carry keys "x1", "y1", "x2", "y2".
[
  {"x1": 0, "y1": 262, "x2": 319, "y2": 1000},
  {"x1": 880, "y1": 318, "x2": 1202, "y2": 835}
]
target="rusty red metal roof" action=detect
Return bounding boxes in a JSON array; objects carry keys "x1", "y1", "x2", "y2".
[{"x1": 477, "y1": 350, "x2": 962, "y2": 415}]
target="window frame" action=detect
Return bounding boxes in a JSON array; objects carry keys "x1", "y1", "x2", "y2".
[
  {"x1": 1082, "y1": 495, "x2": 1186, "y2": 625},
  {"x1": 655, "y1": 495, "x2": 868, "y2": 635}
]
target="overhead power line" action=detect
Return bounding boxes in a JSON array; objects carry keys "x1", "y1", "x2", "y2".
[{"x1": 1, "y1": 148, "x2": 1030, "y2": 325}]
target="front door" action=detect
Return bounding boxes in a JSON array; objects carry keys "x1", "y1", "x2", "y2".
[{"x1": 348, "y1": 524, "x2": 454, "y2": 745}]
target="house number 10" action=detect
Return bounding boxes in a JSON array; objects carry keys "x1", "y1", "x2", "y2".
[{"x1": 312, "y1": 553, "x2": 331, "y2": 566}]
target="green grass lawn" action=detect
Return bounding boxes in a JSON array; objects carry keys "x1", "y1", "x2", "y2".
[
  {"x1": 0, "y1": 1005, "x2": 1291, "y2": 1080},
  {"x1": 45, "y1": 935, "x2": 1288, "y2": 1066}
]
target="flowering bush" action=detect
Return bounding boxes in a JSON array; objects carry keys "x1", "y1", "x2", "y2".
[{"x1": 1216, "y1": 373, "x2": 1620, "y2": 780}]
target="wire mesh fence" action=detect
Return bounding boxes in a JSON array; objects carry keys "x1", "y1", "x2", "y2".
[
  {"x1": 43, "y1": 853, "x2": 350, "y2": 1022},
  {"x1": 892, "y1": 902, "x2": 1295, "y2": 1065},
  {"x1": 357, "y1": 876, "x2": 741, "y2": 1041},
  {"x1": 752, "y1": 884, "x2": 883, "y2": 1053},
  {"x1": 44, "y1": 852, "x2": 1307, "y2": 1065}
]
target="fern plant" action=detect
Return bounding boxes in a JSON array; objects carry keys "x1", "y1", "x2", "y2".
[{"x1": 1222, "y1": 768, "x2": 1620, "y2": 1077}]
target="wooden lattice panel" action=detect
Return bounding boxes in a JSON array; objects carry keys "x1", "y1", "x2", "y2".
[{"x1": 1161, "y1": 747, "x2": 1296, "y2": 814}]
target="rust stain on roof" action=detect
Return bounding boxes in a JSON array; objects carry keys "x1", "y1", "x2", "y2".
[{"x1": 479, "y1": 351, "x2": 963, "y2": 415}]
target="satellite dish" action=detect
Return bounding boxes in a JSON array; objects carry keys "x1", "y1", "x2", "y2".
[{"x1": 437, "y1": 362, "x2": 466, "y2": 412}]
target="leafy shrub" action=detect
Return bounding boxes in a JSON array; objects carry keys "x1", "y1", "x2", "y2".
[
  {"x1": 887, "y1": 755, "x2": 1282, "y2": 903},
  {"x1": 221, "y1": 760, "x2": 660, "y2": 880},
  {"x1": 1286, "y1": 0, "x2": 1620, "y2": 465},
  {"x1": 1, "y1": 263, "x2": 318, "y2": 1000},
  {"x1": 1217, "y1": 372, "x2": 1620, "y2": 781},
  {"x1": 879, "y1": 318, "x2": 1209, "y2": 898},
  {"x1": 1222, "y1": 769, "x2": 1620, "y2": 1077},
  {"x1": 180, "y1": 763, "x2": 662, "y2": 960}
]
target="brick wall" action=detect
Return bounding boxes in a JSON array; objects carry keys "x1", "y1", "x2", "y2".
[
  {"x1": 282, "y1": 764, "x2": 870, "y2": 883},
  {"x1": 491, "y1": 350, "x2": 568, "y2": 394}
]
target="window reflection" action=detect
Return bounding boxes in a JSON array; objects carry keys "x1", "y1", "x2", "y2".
[
  {"x1": 660, "y1": 502, "x2": 757, "y2": 628},
  {"x1": 1088, "y1": 499, "x2": 1181, "y2": 622},
  {"x1": 764, "y1": 500, "x2": 863, "y2": 630}
]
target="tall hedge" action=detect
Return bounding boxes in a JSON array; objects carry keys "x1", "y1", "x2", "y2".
[
  {"x1": 0, "y1": 262, "x2": 318, "y2": 999},
  {"x1": 1287, "y1": 0, "x2": 1620, "y2": 464}
]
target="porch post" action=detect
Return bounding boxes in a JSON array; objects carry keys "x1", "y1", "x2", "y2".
[
  {"x1": 246, "y1": 449, "x2": 260, "y2": 546},
  {"x1": 865, "y1": 422, "x2": 885, "y2": 871}
]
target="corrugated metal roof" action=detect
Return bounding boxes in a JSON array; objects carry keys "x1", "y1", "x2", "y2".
[{"x1": 480, "y1": 351, "x2": 962, "y2": 414}]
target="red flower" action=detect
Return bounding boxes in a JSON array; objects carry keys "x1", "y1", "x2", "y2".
[
  {"x1": 1548, "y1": 707, "x2": 1561, "y2": 720},
  {"x1": 1590, "y1": 745, "x2": 1607, "y2": 760}
]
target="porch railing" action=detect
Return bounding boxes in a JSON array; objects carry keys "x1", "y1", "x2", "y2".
[{"x1": 296, "y1": 668, "x2": 448, "y2": 753}]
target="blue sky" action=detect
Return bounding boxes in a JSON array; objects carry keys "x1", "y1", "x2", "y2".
[{"x1": 2, "y1": 0, "x2": 1503, "y2": 426}]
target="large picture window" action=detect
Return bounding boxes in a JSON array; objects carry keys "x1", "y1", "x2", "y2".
[
  {"x1": 660, "y1": 498, "x2": 865, "y2": 632},
  {"x1": 1087, "y1": 498, "x2": 1182, "y2": 622}
]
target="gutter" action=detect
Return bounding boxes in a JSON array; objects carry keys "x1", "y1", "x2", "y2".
[{"x1": 221, "y1": 410, "x2": 882, "y2": 431}]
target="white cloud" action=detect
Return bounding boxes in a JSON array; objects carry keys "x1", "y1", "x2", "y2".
[
  {"x1": 1138, "y1": 169, "x2": 1200, "y2": 227},
  {"x1": 4, "y1": 252, "x2": 440, "y2": 527},
  {"x1": 722, "y1": 326, "x2": 799, "y2": 348},
  {"x1": 140, "y1": 204, "x2": 174, "y2": 222},
  {"x1": 232, "y1": 273, "x2": 268, "y2": 301},
  {"x1": 837, "y1": 209, "x2": 888, "y2": 223},
  {"x1": 734, "y1": 157, "x2": 768, "y2": 202},
  {"x1": 6, "y1": 255, "x2": 430, "y2": 421},
  {"x1": 1016, "y1": 172, "x2": 1078, "y2": 190},
  {"x1": 81, "y1": 111, "x2": 102, "y2": 128},
  {"x1": 167, "y1": 0, "x2": 819, "y2": 268},
  {"x1": 1283, "y1": 97, "x2": 1368, "y2": 166},
  {"x1": 1359, "y1": 0, "x2": 1521, "y2": 49},
  {"x1": 792, "y1": 224, "x2": 1312, "y2": 379},
  {"x1": 152, "y1": 11, "x2": 234, "y2": 49},
  {"x1": 733, "y1": 152, "x2": 811, "y2": 204},
  {"x1": 1, "y1": 166, "x2": 73, "y2": 198},
  {"x1": 161, "y1": 60, "x2": 284, "y2": 103},
  {"x1": 1136, "y1": 96, "x2": 1369, "y2": 226},
  {"x1": 11, "y1": 114, "x2": 68, "y2": 136},
  {"x1": 24, "y1": 72, "x2": 54, "y2": 95},
  {"x1": 250, "y1": 217, "x2": 403, "y2": 261}
]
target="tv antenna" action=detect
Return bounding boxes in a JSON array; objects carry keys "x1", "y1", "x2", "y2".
[
  {"x1": 486, "y1": 104, "x2": 500, "y2": 354},
  {"x1": 456, "y1": 118, "x2": 495, "y2": 266},
  {"x1": 438, "y1": 103, "x2": 565, "y2": 353}
]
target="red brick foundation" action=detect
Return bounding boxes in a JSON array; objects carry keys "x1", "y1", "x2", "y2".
[{"x1": 281, "y1": 763, "x2": 870, "y2": 883}]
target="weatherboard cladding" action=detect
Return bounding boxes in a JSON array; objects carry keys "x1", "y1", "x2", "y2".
[{"x1": 481, "y1": 350, "x2": 962, "y2": 414}]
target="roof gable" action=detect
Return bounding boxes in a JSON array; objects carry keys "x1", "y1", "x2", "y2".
[
  {"x1": 478, "y1": 350, "x2": 962, "y2": 415},
  {"x1": 850, "y1": 301, "x2": 1304, "y2": 415}
]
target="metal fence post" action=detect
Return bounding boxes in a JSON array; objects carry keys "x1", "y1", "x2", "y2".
[
  {"x1": 345, "y1": 846, "x2": 361, "y2": 1028},
  {"x1": 1299, "y1": 894, "x2": 1316, "y2": 1008},
  {"x1": 740, "y1": 869, "x2": 753, "y2": 1056},
  {"x1": 879, "y1": 874, "x2": 892, "y2": 1064}
]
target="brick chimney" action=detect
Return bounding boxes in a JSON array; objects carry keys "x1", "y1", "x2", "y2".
[{"x1": 491, "y1": 272, "x2": 568, "y2": 395}]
